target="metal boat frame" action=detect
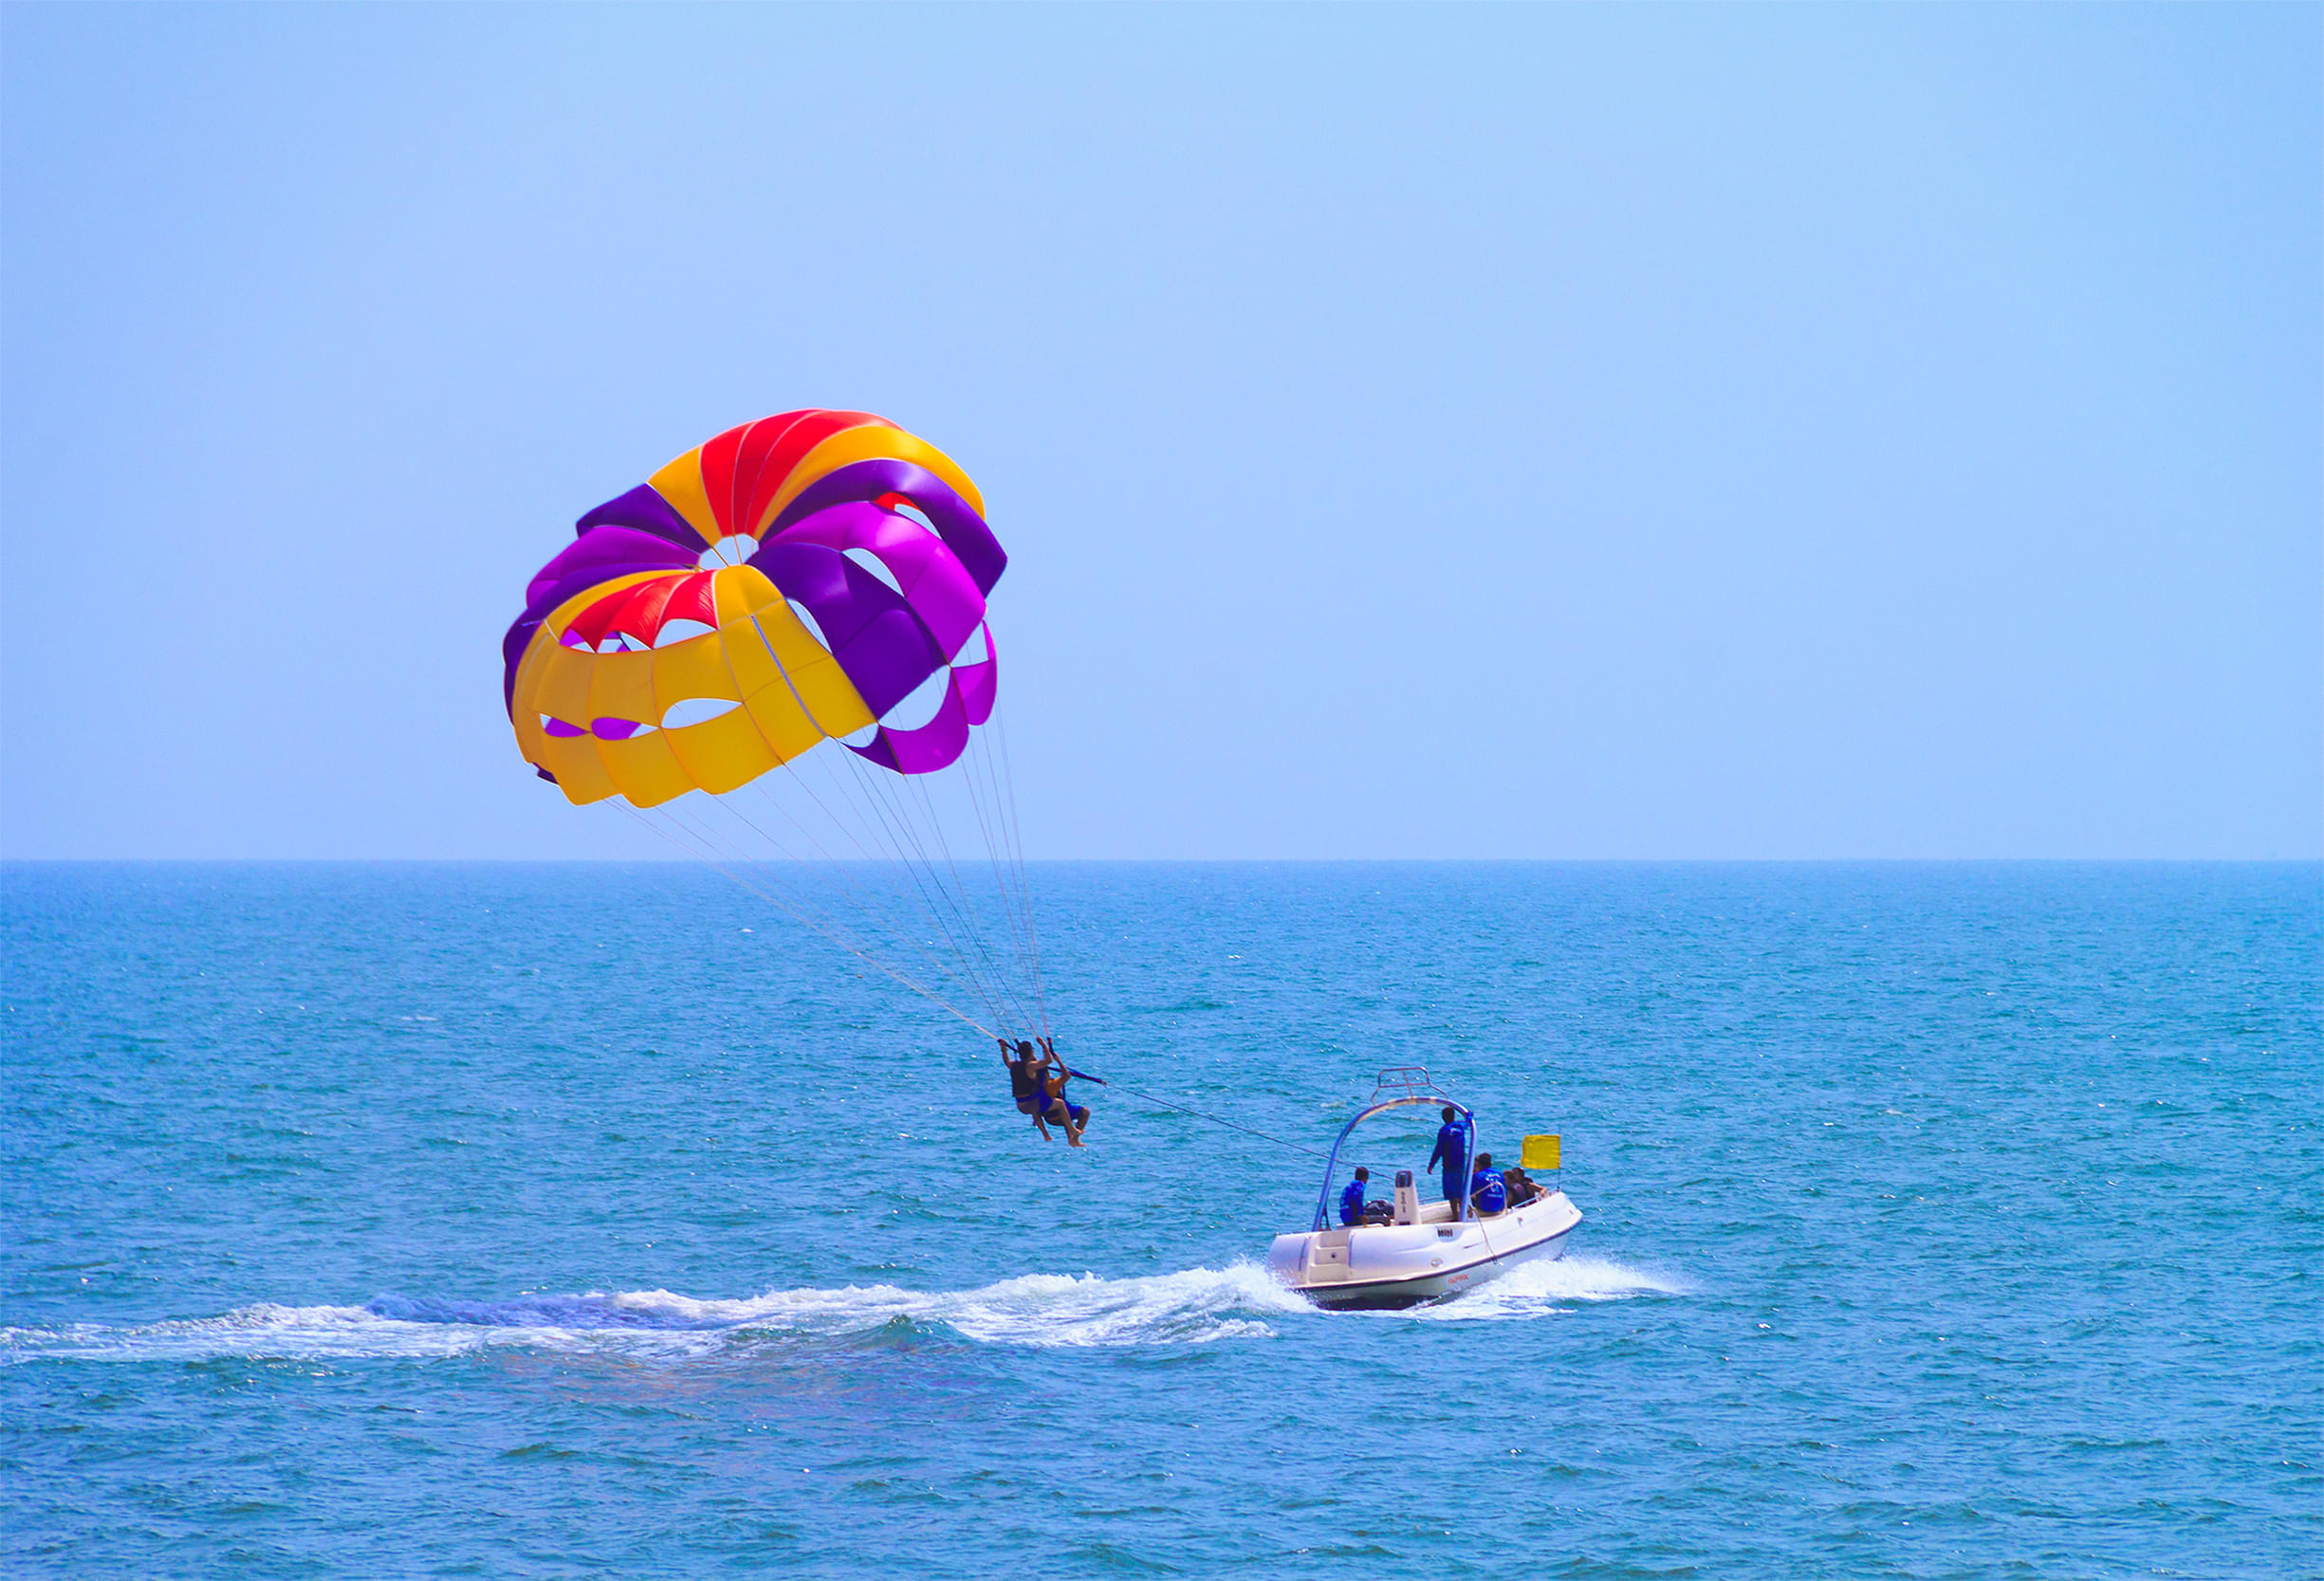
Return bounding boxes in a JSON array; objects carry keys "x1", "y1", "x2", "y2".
[
  {"x1": 1308, "y1": 1066, "x2": 1476, "y2": 1230},
  {"x1": 1270, "y1": 1066, "x2": 1581, "y2": 1310}
]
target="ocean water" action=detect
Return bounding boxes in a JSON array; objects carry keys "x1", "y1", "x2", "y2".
[{"x1": 2, "y1": 860, "x2": 2316, "y2": 1578}]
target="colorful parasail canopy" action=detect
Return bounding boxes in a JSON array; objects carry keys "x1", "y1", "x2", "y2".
[{"x1": 503, "y1": 411, "x2": 1005, "y2": 807}]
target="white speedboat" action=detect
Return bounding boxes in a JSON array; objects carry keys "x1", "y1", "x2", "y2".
[{"x1": 1267, "y1": 1068, "x2": 1582, "y2": 1311}]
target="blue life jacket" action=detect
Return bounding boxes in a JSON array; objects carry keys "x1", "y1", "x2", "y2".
[{"x1": 1469, "y1": 1166, "x2": 1506, "y2": 1215}]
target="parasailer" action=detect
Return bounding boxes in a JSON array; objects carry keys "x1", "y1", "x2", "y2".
[
  {"x1": 503, "y1": 410, "x2": 1058, "y2": 1097},
  {"x1": 999, "y1": 1037, "x2": 1095, "y2": 1145}
]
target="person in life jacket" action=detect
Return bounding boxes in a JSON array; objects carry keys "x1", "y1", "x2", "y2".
[
  {"x1": 1468, "y1": 1152, "x2": 1508, "y2": 1217},
  {"x1": 1337, "y1": 1167, "x2": 1375, "y2": 1226},
  {"x1": 1427, "y1": 1107, "x2": 1472, "y2": 1215}
]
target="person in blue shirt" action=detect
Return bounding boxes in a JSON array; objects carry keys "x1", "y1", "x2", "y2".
[
  {"x1": 1468, "y1": 1151, "x2": 1507, "y2": 1217},
  {"x1": 1427, "y1": 1107, "x2": 1471, "y2": 1217},
  {"x1": 1337, "y1": 1167, "x2": 1376, "y2": 1227}
]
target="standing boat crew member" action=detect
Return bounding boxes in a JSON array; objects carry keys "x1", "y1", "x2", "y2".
[{"x1": 1427, "y1": 1106, "x2": 1471, "y2": 1217}]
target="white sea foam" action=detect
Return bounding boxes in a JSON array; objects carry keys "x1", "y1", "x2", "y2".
[
  {"x1": 0, "y1": 1263, "x2": 1315, "y2": 1363},
  {"x1": 1409, "y1": 1253, "x2": 1689, "y2": 1321},
  {"x1": 0, "y1": 1254, "x2": 1684, "y2": 1362}
]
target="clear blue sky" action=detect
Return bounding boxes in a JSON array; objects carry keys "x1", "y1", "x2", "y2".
[{"x1": 3, "y1": 5, "x2": 2316, "y2": 859}]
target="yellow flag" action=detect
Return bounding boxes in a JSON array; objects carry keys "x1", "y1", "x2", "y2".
[{"x1": 1522, "y1": 1134, "x2": 1561, "y2": 1170}]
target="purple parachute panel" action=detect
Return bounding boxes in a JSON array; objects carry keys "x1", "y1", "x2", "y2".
[
  {"x1": 502, "y1": 524, "x2": 699, "y2": 713},
  {"x1": 766, "y1": 459, "x2": 1005, "y2": 595},
  {"x1": 576, "y1": 484, "x2": 709, "y2": 554}
]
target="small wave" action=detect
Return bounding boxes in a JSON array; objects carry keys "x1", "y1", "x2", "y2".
[
  {"x1": 1409, "y1": 1254, "x2": 1689, "y2": 1321},
  {"x1": 0, "y1": 1263, "x2": 1316, "y2": 1364}
]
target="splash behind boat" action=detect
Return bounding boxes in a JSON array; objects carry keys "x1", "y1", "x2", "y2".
[{"x1": 1266, "y1": 1068, "x2": 1581, "y2": 1311}]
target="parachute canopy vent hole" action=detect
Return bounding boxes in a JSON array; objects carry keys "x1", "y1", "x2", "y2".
[
  {"x1": 661, "y1": 696, "x2": 742, "y2": 730},
  {"x1": 785, "y1": 599, "x2": 832, "y2": 653},
  {"x1": 843, "y1": 546, "x2": 904, "y2": 595},
  {"x1": 881, "y1": 668, "x2": 951, "y2": 732},
  {"x1": 655, "y1": 618, "x2": 715, "y2": 648},
  {"x1": 883, "y1": 497, "x2": 939, "y2": 535}
]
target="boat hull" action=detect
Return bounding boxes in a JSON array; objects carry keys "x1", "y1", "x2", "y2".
[{"x1": 1268, "y1": 1190, "x2": 1582, "y2": 1312}]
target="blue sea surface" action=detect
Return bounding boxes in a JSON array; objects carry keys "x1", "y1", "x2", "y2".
[{"x1": 2, "y1": 861, "x2": 2317, "y2": 1577}]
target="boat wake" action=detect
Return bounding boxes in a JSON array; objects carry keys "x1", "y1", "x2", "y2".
[
  {"x1": 2, "y1": 1256, "x2": 1683, "y2": 1363},
  {"x1": 1404, "y1": 1254, "x2": 1688, "y2": 1321}
]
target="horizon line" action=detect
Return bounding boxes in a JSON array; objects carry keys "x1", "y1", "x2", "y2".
[{"x1": 3, "y1": 855, "x2": 2318, "y2": 867}]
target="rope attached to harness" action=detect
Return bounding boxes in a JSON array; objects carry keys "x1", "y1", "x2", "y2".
[{"x1": 1068, "y1": 1072, "x2": 1339, "y2": 1165}]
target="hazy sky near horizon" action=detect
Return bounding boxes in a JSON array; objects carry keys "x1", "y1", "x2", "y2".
[{"x1": 3, "y1": 5, "x2": 2316, "y2": 859}]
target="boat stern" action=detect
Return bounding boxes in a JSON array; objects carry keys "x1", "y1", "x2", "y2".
[{"x1": 1267, "y1": 1228, "x2": 1349, "y2": 1294}]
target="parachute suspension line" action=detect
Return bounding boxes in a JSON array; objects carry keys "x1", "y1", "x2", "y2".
[
  {"x1": 718, "y1": 782, "x2": 1010, "y2": 1032},
  {"x1": 729, "y1": 607, "x2": 1029, "y2": 1040},
  {"x1": 944, "y1": 721, "x2": 1025, "y2": 1033},
  {"x1": 615, "y1": 800, "x2": 996, "y2": 1038},
  {"x1": 734, "y1": 780, "x2": 1004, "y2": 1021},
  {"x1": 743, "y1": 753, "x2": 990, "y2": 1014},
  {"x1": 1092, "y1": 1075, "x2": 1336, "y2": 1164},
  {"x1": 994, "y1": 724, "x2": 1047, "y2": 1039},
  {"x1": 903, "y1": 762, "x2": 1042, "y2": 1042},
  {"x1": 816, "y1": 769, "x2": 1026, "y2": 1040},
  {"x1": 900, "y1": 763, "x2": 1039, "y2": 1039},
  {"x1": 992, "y1": 705, "x2": 1050, "y2": 1037},
  {"x1": 643, "y1": 800, "x2": 953, "y2": 1020},
  {"x1": 959, "y1": 751, "x2": 1035, "y2": 1045},
  {"x1": 962, "y1": 724, "x2": 1042, "y2": 1039},
  {"x1": 802, "y1": 736, "x2": 1031, "y2": 1042},
  {"x1": 833, "y1": 744, "x2": 1032, "y2": 1039},
  {"x1": 632, "y1": 799, "x2": 999, "y2": 1038}
]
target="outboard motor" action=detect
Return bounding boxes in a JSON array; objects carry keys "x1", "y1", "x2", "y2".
[{"x1": 1393, "y1": 1168, "x2": 1419, "y2": 1225}]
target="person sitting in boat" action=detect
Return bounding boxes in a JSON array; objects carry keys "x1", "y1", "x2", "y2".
[
  {"x1": 1502, "y1": 1164, "x2": 1541, "y2": 1207},
  {"x1": 1338, "y1": 1167, "x2": 1387, "y2": 1226},
  {"x1": 1428, "y1": 1107, "x2": 1472, "y2": 1214},
  {"x1": 1000, "y1": 1038, "x2": 1057, "y2": 1139},
  {"x1": 1468, "y1": 1152, "x2": 1508, "y2": 1217}
]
